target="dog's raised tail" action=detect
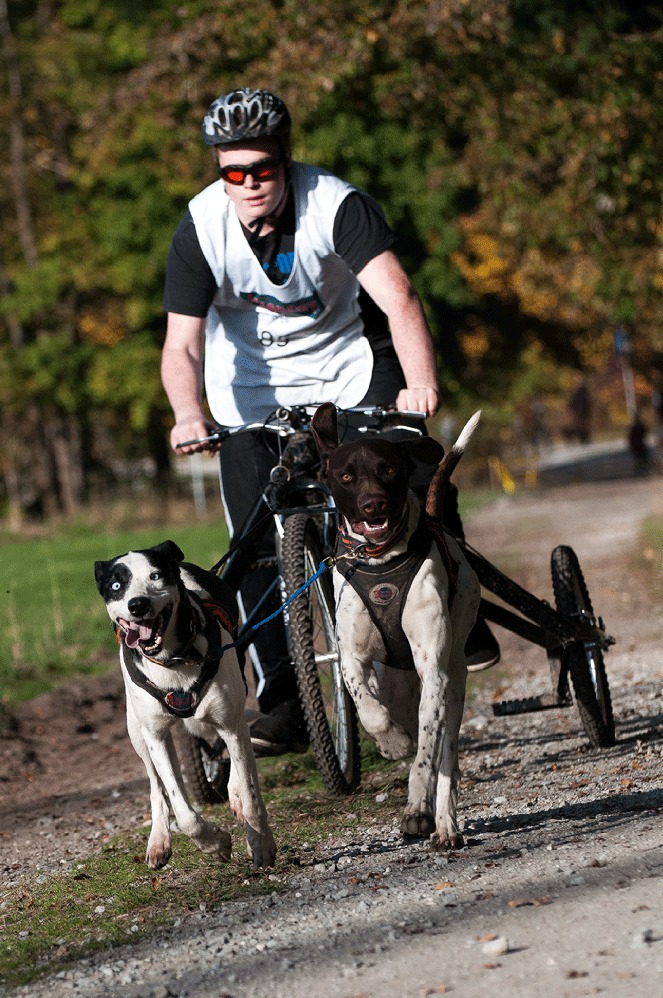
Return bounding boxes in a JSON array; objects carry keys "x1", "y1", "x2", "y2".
[{"x1": 425, "y1": 410, "x2": 481, "y2": 522}]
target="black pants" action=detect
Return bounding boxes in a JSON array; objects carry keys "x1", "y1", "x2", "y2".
[{"x1": 219, "y1": 431, "x2": 297, "y2": 712}]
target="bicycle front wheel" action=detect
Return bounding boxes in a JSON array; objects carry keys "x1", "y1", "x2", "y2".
[
  {"x1": 551, "y1": 544, "x2": 615, "y2": 747},
  {"x1": 281, "y1": 513, "x2": 360, "y2": 795}
]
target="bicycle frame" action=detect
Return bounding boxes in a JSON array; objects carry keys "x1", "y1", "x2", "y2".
[{"x1": 217, "y1": 448, "x2": 337, "y2": 651}]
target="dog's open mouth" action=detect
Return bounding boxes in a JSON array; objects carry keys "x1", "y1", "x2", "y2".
[
  {"x1": 117, "y1": 606, "x2": 172, "y2": 653},
  {"x1": 351, "y1": 519, "x2": 392, "y2": 542}
]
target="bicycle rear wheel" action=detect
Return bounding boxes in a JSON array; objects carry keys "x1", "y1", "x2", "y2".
[
  {"x1": 551, "y1": 544, "x2": 615, "y2": 747},
  {"x1": 281, "y1": 513, "x2": 361, "y2": 795}
]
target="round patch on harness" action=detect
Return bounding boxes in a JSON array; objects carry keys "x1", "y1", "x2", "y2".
[
  {"x1": 369, "y1": 583, "x2": 399, "y2": 606},
  {"x1": 165, "y1": 690, "x2": 197, "y2": 714}
]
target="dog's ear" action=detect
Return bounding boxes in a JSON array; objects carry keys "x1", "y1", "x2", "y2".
[
  {"x1": 94, "y1": 559, "x2": 111, "y2": 592},
  {"x1": 310, "y1": 403, "x2": 339, "y2": 472},
  {"x1": 402, "y1": 436, "x2": 445, "y2": 466},
  {"x1": 153, "y1": 540, "x2": 185, "y2": 562}
]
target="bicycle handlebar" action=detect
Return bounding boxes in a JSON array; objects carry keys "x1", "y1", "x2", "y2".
[{"x1": 174, "y1": 404, "x2": 427, "y2": 450}]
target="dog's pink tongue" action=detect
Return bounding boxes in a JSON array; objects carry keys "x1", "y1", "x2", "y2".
[{"x1": 120, "y1": 620, "x2": 153, "y2": 648}]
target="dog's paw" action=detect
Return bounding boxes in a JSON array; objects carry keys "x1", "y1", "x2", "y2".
[
  {"x1": 430, "y1": 830, "x2": 465, "y2": 852},
  {"x1": 376, "y1": 726, "x2": 413, "y2": 761},
  {"x1": 146, "y1": 841, "x2": 172, "y2": 869},
  {"x1": 212, "y1": 828, "x2": 233, "y2": 863},
  {"x1": 400, "y1": 812, "x2": 436, "y2": 838},
  {"x1": 192, "y1": 824, "x2": 233, "y2": 862},
  {"x1": 247, "y1": 829, "x2": 277, "y2": 870}
]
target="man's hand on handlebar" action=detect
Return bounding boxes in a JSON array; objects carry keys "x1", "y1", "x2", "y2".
[
  {"x1": 171, "y1": 418, "x2": 223, "y2": 455},
  {"x1": 396, "y1": 385, "x2": 440, "y2": 419}
]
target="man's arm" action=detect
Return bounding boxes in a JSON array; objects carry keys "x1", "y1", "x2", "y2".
[
  {"x1": 356, "y1": 250, "x2": 440, "y2": 417},
  {"x1": 161, "y1": 313, "x2": 218, "y2": 453}
]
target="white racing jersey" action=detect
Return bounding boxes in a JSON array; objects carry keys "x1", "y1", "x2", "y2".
[{"x1": 188, "y1": 162, "x2": 374, "y2": 425}]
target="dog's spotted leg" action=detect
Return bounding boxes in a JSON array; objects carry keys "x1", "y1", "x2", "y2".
[
  {"x1": 125, "y1": 704, "x2": 174, "y2": 868},
  {"x1": 154, "y1": 733, "x2": 233, "y2": 863},
  {"x1": 146, "y1": 787, "x2": 173, "y2": 869},
  {"x1": 431, "y1": 592, "x2": 476, "y2": 850},
  {"x1": 223, "y1": 727, "x2": 277, "y2": 870},
  {"x1": 342, "y1": 652, "x2": 414, "y2": 759},
  {"x1": 430, "y1": 677, "x2": 465, "y2": 852},
  {"x1": 431, "y1": 561, "x2": 480, "y2": 850},
  {"x1": 399, "y1": 686, "x2": 441, "y2": 841},
  {"x1": 400, "y1": 585, "x2": 453, "y2": 841},
  {"x1": 335, "y1": 592, "x2": 414, "y2": 759}
]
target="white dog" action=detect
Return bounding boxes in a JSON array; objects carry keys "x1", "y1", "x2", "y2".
[
  {"x1": 311, "y1": 405, "x2": 481, "y2": 850},
  {"x1": 95, "y1": 541, "x2": 276, "y2": 870}
]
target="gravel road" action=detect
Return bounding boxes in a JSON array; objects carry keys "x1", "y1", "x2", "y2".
[{"x1": 3, "y1": 476, "x2": 663, "y2": 998}]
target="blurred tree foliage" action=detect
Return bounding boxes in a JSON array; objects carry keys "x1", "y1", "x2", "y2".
[{"x1": 1, "y1": 0, "x2": 662, "y2": 519}]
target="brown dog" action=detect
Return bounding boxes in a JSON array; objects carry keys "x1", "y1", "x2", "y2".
[{"x1": 311, "y1": 404, "x2": 481, "y2": 849}]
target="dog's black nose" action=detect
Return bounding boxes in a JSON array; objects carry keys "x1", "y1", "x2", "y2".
[
  {"x1": 127, "y1": 596, "x2": 152, "y2": 618},
  {"x1": 360, "y1": 496, "x2": 388, "y2": 518}
]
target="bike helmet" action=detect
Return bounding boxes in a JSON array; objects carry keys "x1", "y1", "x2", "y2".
[{"x1": 202, "y1": 88, "x2": 292, "y2": 146}]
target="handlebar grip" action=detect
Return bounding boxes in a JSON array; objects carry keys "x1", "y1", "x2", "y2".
[{"x1": 174, "y1": 429, "x2": 228, "y2": 449}]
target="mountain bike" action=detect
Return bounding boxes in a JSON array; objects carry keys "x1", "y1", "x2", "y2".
[{"x1": 175, "y1": 404, "x2": 616, "y2": 807}]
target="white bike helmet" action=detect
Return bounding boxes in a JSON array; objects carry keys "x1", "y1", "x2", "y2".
[{"x1": 202, "y1": 88, "x2": 291, "y2": 146}]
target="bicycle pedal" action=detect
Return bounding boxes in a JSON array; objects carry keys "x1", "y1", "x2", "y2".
[{"x1": 492, "y1": 694, "x2": 573, "y2": 716}]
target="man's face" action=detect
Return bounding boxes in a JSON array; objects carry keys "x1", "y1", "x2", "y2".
[{"x1": 216, "y1": 139, "x2": 289, "y2": 228}]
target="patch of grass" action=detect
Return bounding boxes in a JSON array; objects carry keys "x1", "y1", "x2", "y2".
[
  {"x1": 0, "y1": 745, "x2": 407, "y2": 991},
  {"x1": 0, "y1": 520, "x2": 230, "y2": 703},
  {"x1": 641, "y1": 514, "x2": 663, "y2": 584},
  {"x1": 0, "y1": 827, "x2": 268, "y2": 990},
  {"x1": 457, "y1": 487, "x2": 504, "y2": 518}
]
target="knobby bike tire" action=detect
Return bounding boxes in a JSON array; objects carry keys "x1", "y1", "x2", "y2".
[
  {"x1": 281, "y1": 513, "x2": 361, "y2": 795},
  {"x1": 175, "y1": 727, "x2": 230, "y2": 805},
  {"x1": 550, "y1": 544, "x2": 615, "y2": 747}
]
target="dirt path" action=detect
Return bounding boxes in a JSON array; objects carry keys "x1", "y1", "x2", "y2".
[{"x1": 3, "y1": 476, "x2": 663, "y2": 997}]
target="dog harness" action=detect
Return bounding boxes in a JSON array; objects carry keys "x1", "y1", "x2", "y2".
[
  {"x1": 121, "y1": 591, "x2": 240, "y2": 719},
  {"x1": 336, "y1": 514, "x2": 459, "y2": 672}
]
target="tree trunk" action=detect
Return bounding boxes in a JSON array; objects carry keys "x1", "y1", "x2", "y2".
[
  {"x1": 0, "y1": 411, "x2": 24, "y2": 530},
  {"x1": 0, "y1": 0, "x2": 38, "y2": 266},
  {"x1": 42, "y1": 407, "x2": 84, "y2": 516}
]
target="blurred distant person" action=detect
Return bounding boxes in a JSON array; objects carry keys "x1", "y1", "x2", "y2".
[
  {"x1": 628, "y1": 411, "x2": 649, "y2": 476},
  {"x1": 563, "y1": 373, "x2": 592, "y2": 445},
  {"x1": 652, "y1": 377, "x2": 663, "y2": 451},
  {"x1": 527, "y1": 398, "x2": 551, "y2": 451}
]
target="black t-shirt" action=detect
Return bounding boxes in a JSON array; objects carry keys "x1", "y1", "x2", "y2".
[{"x1": 163, "y1": 188, "x2": 398, "y2": 354}]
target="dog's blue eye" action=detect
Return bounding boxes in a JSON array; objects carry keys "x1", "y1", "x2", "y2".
[
  {"x1": 150, "y1": 571, "x2": 162, "y2": 581},
  {"x1": 111, "y1": 581, "x2": 121, "y2": 591}
]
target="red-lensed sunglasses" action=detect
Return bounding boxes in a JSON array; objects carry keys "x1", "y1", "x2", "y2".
[{"x1": 219, "y1": 157, "x2": 283, "y2": 186}]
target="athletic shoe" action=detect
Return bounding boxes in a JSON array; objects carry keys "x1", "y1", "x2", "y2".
[
  {"x1": 246, "y1": 700, "x2": 309, "y2": 756},
  {"x1": 465, "y1": 617, "x2": 501, "y2": 672}
]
